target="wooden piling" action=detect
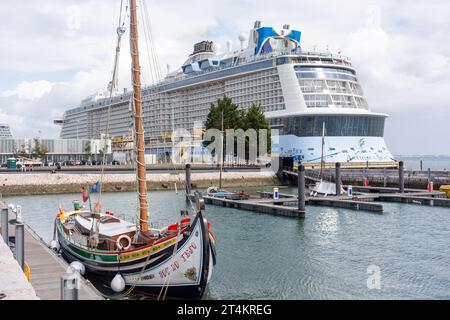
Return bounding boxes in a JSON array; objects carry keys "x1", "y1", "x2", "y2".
[
  {"x1": 1, "y1": 208, "x2": 8, "y2": 244},
  {"x1": 185, "y1": 163, "x2": 191, "y2": 201},
  {"x1": 335, "y1": 162, "x2": 341, "y2": 196},
  {"x1": 298, "y1": 164, "x2": 306, "y2": 214},
  {"x1": 399, "y1": 161, "x2": 405, "y2": 193}
]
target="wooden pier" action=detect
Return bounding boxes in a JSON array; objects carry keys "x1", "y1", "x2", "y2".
[
  {"x1": 0, "y1": 201, "x2": 103, "y2": 300},
  {"x1": 204, "y1": 195, "x2": 304, "y2": 217},
  {"x1": 204, "y1": 163, "x2": 450, "y2": 217},
  {"x1": 257, "y1": 191, "x2": 384, "y2": 212}
]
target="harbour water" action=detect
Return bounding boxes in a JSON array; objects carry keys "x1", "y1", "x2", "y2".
[
  {"x1": 396, "y1": 155, "x2": 450, "y2": 171},
  {"x1": 4, "y1": 187, "x2": 450, "y2": 300}
]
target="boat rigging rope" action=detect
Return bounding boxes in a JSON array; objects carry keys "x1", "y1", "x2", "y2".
[{"x1": 90, "y1": 0, "x2": 128, "y2": 239}]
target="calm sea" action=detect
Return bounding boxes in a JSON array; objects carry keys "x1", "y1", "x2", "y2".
[
  {"x1": 395, "y1": 155, "x2": 450, "y2": 171},
  {"x1": 5, "y1": 186, "x2": 450, "y2": 300}
]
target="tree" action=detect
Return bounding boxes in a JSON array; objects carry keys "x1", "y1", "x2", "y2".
[
  {"x1": 204, "y1": 96, "x2": 244, "y2": 156},
  {"x1": 33, "y1": 138, "x2": 49, "y2": 160},
  {"x1": 84, "y1": 143, "x2": 92, "y2": 161},
  {"x1": 204, "y1": 97, "x2": 271, "y2": 162},
  {"x1": 242, "y1": 103, "x2": 271, "y2": 156},
  {"x1": 13, "y1": 143, "x2": 28, "y2": 158},
  {"x1": 204, "y1": 96, "x2": 244, "y2": 131}
]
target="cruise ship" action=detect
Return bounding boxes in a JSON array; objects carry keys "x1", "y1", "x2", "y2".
[
  {"x1": 58, "y1": 21, "x2": 394, "y2": 165},
  {"x1": 0, "y1": 124, "x2": 13, "y2": 138}
]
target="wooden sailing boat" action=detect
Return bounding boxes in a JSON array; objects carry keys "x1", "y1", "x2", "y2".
[{"x1": 54, "y1": 0, "x2": 216, "y2": 299}]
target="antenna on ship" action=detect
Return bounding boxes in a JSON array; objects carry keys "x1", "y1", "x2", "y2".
[
  {"x1": 238, "y1": 33, "x2": 247, "y2": 50},
  {"x1": 226, "y1": 40, "x2": 233, "y2": 52}
]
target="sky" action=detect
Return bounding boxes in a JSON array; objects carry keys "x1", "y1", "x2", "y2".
[{"x1": 0, "y1": 0, "x2": 449, "y2": 155}]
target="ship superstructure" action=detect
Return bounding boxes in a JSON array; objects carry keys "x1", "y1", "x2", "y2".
[
  {"x1": 59, "y1": 21, "x2": 394, "y2": 165},
  {"x1": 0, "y1": 124, "x2": 13, "y2": 138}
]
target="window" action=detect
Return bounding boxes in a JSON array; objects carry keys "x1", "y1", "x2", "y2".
[{"x1": 276, "y1": 115, "x2": 385, "y2": 137}]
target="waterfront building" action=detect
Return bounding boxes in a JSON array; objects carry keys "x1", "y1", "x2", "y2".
[
  {"x1": 0, "y1": 138, "x2": 111, "y2": 164},
  {"x1": 57, "y1": 21, "x2": 394, "y2": 166}
]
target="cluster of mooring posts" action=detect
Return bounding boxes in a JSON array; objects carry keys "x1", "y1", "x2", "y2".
[
  {"x1": 0, "y1": 201, "x2": 103, "y2": 300},
  {"x1": 187, "y1": 161, "x2": 450, "y2": 219}
]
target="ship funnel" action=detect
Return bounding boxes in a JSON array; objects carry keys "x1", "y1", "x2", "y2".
[{"x1": 254, "y1": 20, "x2": 261, "y2": 29}]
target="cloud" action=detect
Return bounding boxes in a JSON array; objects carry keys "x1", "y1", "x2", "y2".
[
  {"x1": 0, "y1": 0, "x2": 449, "y2": 155},
  {"x1": 1, "y1": 80, "x2": 54, "y2": 100}
]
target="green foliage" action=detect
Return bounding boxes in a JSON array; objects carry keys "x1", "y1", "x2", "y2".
[
  {"x1": 84, "y1": 143, "x2": 92, "y2": 160},
  {"x1": 243, "y1": 103, "x2": 271, "y2": 154},
  {"x1": 204, "y1": 96, "x2": 244, "y2": 131},
  {"x1": 32, "y1": 138, "x2": 49, "y2": 160},
  {"x1": 204, "y1": 97, "x2": 271, "y2": 160}
]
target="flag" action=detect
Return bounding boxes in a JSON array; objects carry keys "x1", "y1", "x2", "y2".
[
  {"x1": 81, "y1": 187, "x2": 89, "y2": 203},
  {"x1": 90, "y1": 181, "x2": 100, "y2": 193}
]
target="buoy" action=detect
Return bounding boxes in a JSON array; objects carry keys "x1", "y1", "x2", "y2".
[
  {"x1": 363, "y1": 177, "x2": 369, "y2": 187},
  {"x1": 50, "y1": 240, "x2": 60, "y2": 252},
  {"x1": 69, "y1": 261, "x2": 86, "y2": 275},
  {"x1": 111, "y1": 273, "x2": 126, "y2": 292},
  {"x1": 116, "y1": 234, "x2": 132, "y2": 250}
]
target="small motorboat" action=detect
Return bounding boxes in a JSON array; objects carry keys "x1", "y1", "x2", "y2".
[{"x1": 206, "y1": 186, "x2": 250, "y2": 200}]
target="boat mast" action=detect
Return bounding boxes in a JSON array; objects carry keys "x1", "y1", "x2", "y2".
[
  {"x1": 219, "y1": 109, "x2": 224, "y2": 189},
  {"x1": 319, "y1": 121, "x2": 325, "y2": 180},
  {"x1": 130, "y1": 0, "x2": 149, "y2": 232}
]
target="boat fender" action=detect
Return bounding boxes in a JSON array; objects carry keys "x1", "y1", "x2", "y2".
[
  {"x1": 111, "y1": 273, "x2": 126, "y2": 293},
  {"x1": 50, "y1": 240, "x2": 60, "y2": 252},
  {"x1": 69, "y1": 261, "x2": 86, "y2": 275},
  {"x1": 116, "y1": 235, "x2": 132, "y2": 251}
]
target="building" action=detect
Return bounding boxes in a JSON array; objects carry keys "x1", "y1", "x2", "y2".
[
  {"x1": 0, "y1": 138, "x2": 111, "y2": 164},
  {"x1": 57, "y1": 21, "x2": 394, "y2": 166}
]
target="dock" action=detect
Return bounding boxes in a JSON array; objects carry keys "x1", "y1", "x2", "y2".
[
  {"x1": 257, "y1": 191, "x2": 384, "y2": 212},
  {"x1": 0, "y1": 201, "x2": 104, "y2": 300},
  {"x1": 204, "y1": 195, "x2": 304, "y2": 217},
  {"x1": 202, "y1": 161, "x2": 449, "y2": 218},
  {"x1": 0, "y1": 236, "x2": 38, "y2": 300}
]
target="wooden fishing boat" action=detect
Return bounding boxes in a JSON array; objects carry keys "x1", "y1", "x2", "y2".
[
  {"x1": 56, "y1": 194, "x2": 216, "y2": 299},
  {"x1": 54, "y1": 0, "x2": 216, "y2": 299}
]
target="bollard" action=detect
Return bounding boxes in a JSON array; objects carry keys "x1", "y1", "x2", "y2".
[
  {"x1": 399, "y1": 161, "x2": 405, "y2": 193},
  {"x1": 61, "y1": 273, "x2": 79, "y2": 300},
  {"x1": 185, "y1": 163, "x2": 191, "y2": 201},
  {"x1": 347, "y1": 185, "x2": 353, "y2": 197},
  {"x1": 298, "y1": 164, "x2": 306, "y2": 213},
  {"x1": 1, "y1": 208, "x2": 8, "y2": 244},
  {"x1": 15, "y1": 223, "x2": 25, "y2": 271},
  {"x1": 273, "y1": 187, "x2": 279, "y2": 200},
  {"x1": 335, "y1": 162, "x2": 341, "y2": 196}
]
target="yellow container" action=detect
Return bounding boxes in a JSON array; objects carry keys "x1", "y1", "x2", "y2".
[{"x1": 439, "y1": 185, "x2": 450, "y2": 198}]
